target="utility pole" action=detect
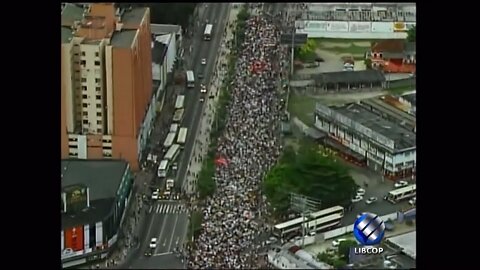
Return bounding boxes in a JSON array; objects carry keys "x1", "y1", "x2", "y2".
[{"x1": 290, "y1": 193, "x2": 321, "y2": 248}]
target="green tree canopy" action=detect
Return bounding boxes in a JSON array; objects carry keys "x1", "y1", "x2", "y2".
[
  {"x1": 338, "y1": 239, "x2": 358, "y2": 259},
  {"x1": 407, "y1": 26, "x2": 416, "y2": 42},
  {"x1": 263, "y1": 140, "x2": 357, "y2": 216},
  {"x1": 295, "y1": 39, "x2": 318, "y2": 62}
]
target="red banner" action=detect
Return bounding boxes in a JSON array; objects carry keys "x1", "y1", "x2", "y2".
[{"x1": 64, "y1": 226, "x2": 84, "y2": 252}]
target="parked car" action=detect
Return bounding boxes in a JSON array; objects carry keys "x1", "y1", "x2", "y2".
[
  {"x1": 394, "y1": 180, "x2": 409, "y2": 188},
  {"x1": 365, "y1": 197, "x2": 378, "y2": 205},
  {"x1": 332, "y1": 238, "x2": 347, "y2": 247},
  {"x1": 356, "y1": 188, "x2": 366, "y2": 196},
  {"x1": 351, "y1": 195, "x2": 363, "y2": 203},
  {"x1": 200, "y1": 84, "x2": 207, "y2": 93},
  {"x1": 201, "y1": 58, "x2": 207, "y2": 65},
  {"x1": 408, "y1": 197, "x2": 416, "y2": 206}
]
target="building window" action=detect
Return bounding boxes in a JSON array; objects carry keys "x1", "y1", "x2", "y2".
[
  {"x1": 97, "y1": 112, "x2": 102, "y2": 117},
  {"x1": 83, "y1": 111, "x2": 88, "y2": 116},
  {"x1": 97, "y1": 128, "x2": 102, "y2": 133},
  {"x1": 96, "y1": 87, "x2": 101, "y2": 92},
  {"x1": 94, "y1": 61, "x2": 100, "y2": 66},
  {"x1": 81, "y1": 51, "x2": 86, "y2": 57},
  {"x1": 95, "y1": 52, "x2": 99, "y2": 57},
  {"x1": 95, "y1": 78, "x2": 100, "y2": 83},
  {"x1": 82, "y1": 103, "x2": 88, "y2": 108},
  {"x1": 96, "y1": 104, "x2": 102, "y2": 108},
  {"x1": 103, "y1": 146, "x2": 112, "y2": 150},
  {"x1": 75, "y1": 70, "x2": 80, "y2": 73},
  {"x1": 96, "y1": 95, "x2": 101, "y2": 100},
  {"x1": 80, "y1": 60, "x2": 86, "y2": 66},
  {"x1": 97, "y1": 120, "x2": 102, "y2": 125},
  {"x1": 82, "y1": 94, "x2": 88, "y2": 99},
  {"x1": 81, "y1": 78, "x2": 87, "y2": 83},
  {"x1": 82, "y1": 86, "x2": 87, "y2": 91},
  {"x1": 82, "y1": 119, "x2": 88, "y2": 124}
]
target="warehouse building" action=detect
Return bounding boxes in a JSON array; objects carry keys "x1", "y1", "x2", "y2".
[{"x1": 314, "y1": 102, "x2": 415, "y2": 179}]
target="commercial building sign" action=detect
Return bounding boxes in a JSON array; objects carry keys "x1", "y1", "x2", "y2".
[
  {"x1": 327, "y1": 21, "x2": 349, "y2": 32},
  {"x1": 371, "y1": 22, "x2": 393, "y2": 33},
  {"x1": 349, "y1": 22, "x2": 372, "y2": 33},
  {"x1": 64, "y1": 225, "x2": 84, "y2": 252},
  {"x1": 393, "y1": 22, "x2": 407, "y2": 32}
]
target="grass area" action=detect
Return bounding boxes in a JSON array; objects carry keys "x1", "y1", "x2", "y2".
[
  {"x1": 315, "y1": 38, "x2": 374, "y2": 55},
  {"x1": 288, "y1": 92, "x2": 317, "y2": 126},
  {"x1": 387, "y1": 85, "x2": 415, "y2": 95}
]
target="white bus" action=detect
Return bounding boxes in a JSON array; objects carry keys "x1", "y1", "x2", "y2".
[
  {"x1": 175, "y1": 95, "x2": 185, "y2": 109},
  {"x1": 204, "y1": 24, "x2": 213, "y2": 41},
  {"x1": 157, "y1": 159, "x2": 169, "y2": 178},
  {"x1": 177, "y1": 127, "x2": 188, "y2": 145},
  {"x1": 163, "y1": 132, "x2": 177, "y2": 148},
  {"x1": 164, "y1": 144, "x2": 181, "y2": 161},
  {"x1": 186, "y1": 70, "x2": 195, "y2": 88},
  {"x1": 172, "y1": 109, "x2": 185, "y2": 123},
  {"x1": 272, "y1": 206, "x2": 345, "y2": 238},
  {"x1": 385, "y1": 184, "x2": 416, "y2": 204},
  {"x1": 303, "y1": 213, "x2": 343, "y2": 233},
  {"x1": 170, "y1": 123, "x2": 179, "y2": 133}
]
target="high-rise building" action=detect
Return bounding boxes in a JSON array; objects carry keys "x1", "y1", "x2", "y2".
[{"x1": 61, "y1": 3, "x2": 153, "y2": 171}]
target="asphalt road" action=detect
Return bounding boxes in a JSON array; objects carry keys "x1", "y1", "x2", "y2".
[{"x1": 123, "y1": 3, "x2": 231, "y2": 269}]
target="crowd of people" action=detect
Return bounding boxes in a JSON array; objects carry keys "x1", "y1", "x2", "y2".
[{"x1": 187, "y1": 11, "x2": 286, "y2": 269}]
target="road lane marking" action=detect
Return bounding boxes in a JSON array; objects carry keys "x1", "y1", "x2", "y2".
[
  {"x1": 167, "y1": 212, "x2": 180, "y2": 251},
  {"x1": 155, "y1": 210, "x2": 170, "y2": 253},
  {"x1": 153, "y1": 252, "x2": 173, "y2": 257},
  {"x1": 156, "y1": 204, "x2": 161, "y2": 213},
  {"x1": 163, "y1": 239, "x2": 167, "y2": 246},
  {"x1": 149, "y1": 205, "x2": 153, "y2": 213},
  {"x1": 175, "y1": 237, "x2": 179, "y2": 247}
]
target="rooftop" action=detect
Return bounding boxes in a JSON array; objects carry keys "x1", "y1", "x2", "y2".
[
  {"x1": 61, "y1": 159, "x2": 127, "y2": 201},
  {"x1": 372, "y1": 40, "x2": 416, "y2": 53},
  {"x1": 61, "y1": 26, "x2": 74, "y2": 43},
  {"x1": 151, "y1": 24, "x2": 182, "y2": 35},
  {"x1": 111, "y1": 30, "x2": 137, "y2": 48},
  {"x1": 317, "y1": 102, "x2": 415, "y2": 151},
  {"x1": 152, "y1": 41, "x2": 168, "y2": 64},
  {"x1": 121, "y1": 7, "x2": 148, "y2": 27},
  {"x1": 61, "y1": 159, "x2": 128, "y2": 228},
  {"x1": 400, "y1": 93, "x2": 416, "y2": 106},
  {"x1": 314, "y1": 70, "x2": 385, "y2": 85},
  {"x1": 386, "y1": 231, "x2": 416, "y2": 259},
  {"x1": 61, "y1": 3, "x2": 84, "y2": 27}
]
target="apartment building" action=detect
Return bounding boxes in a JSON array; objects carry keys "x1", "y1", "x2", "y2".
[{"x1": 61, "y1": 3, "x2": 153, "y2": 171}]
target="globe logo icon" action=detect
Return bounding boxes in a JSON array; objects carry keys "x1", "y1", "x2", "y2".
[{"x1": 353, "y1": 212, "x2": 385, "y2": 245}]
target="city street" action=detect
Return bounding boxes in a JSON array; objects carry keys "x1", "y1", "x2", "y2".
[{"x1": 122, "y1": 3, "x2": 231, "y2": 269}]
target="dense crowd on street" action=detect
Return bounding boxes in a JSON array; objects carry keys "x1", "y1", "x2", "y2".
[{"x1": 187, "y1": 10, "x2": 287, "y2": 270}]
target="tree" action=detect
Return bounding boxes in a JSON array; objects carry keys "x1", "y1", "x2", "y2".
[
  {"x1": 317, "y1": 252, "x2": 334, "y2": 265},
  {"x1": 338, "y1": 240, "x2": 358, "y2": 259},
  {"x1": 333, "y1": 259, "x2": 347, "y2": 268},
  {"x1": 263, "y1": 140, "x2": 357, "y2": 216},
  {"x1": 295, "y1": 39, "x2": 318, "y2": 62},
  {"x1": 407, "y1": 26, "x2": 416, "y2": 42}
]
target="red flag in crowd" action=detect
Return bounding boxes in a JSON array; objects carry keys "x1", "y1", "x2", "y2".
[{"x1": 215, "y1": 156, "x2": 229, "y2": 166}]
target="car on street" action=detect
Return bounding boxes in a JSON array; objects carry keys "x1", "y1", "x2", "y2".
[
  {"x1": 198, "y1": 72, "x2": 204, "y2": 79},
  {"x1": 332, "y1": 238, "x2": 347, "y2": 247},
  {"x1": 351, "y1": 195, "x2": 363, "y2": 203},
  {"x1": 201, "y1": 58, "x2": 207, "y2": 65},
  {"x1": 394, "y1": 180, "x2": 409, "y2": 188},
  {"x1": 365, "y1": 196, "x2": 378, "y2": 205},
  {"x1": 200, "y1": 83, "x2": 207, "y2": 93},
  {"x1": 150, "y1": 238, "x2": 157, "y2": 249},
  {"x1": 356, "y1": 188, "x2": 366, "y2": 196},
  {"x1": 151, "y1": 189, "x2": 160, "y2": 200},
  {"x1": 200, "y1": 97, "x2": 205, "y2": 102},
  {"x1": 408, "y1": 197, "x2": 416, "y2": 206}
]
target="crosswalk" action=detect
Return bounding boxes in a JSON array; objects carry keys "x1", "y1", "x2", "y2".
[{"x1": 148, "y1": 203, "x2": 189, "y2": 214}]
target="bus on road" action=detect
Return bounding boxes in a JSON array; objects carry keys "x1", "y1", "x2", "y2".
[
  {"x1": 175, "y1": 95, "x2": 185, "y2": 109},
  {"x1": 172, "y1": 109, "x2": 184, "y2": 123},
  {"x1": 303, "y1": 213, "x2": 343, "y2": 234},
  {"x1": 186, "y1": 70, "x2": 195, "y2": 88},
  {"x1": 177, "y1": 127, "x2": 188, "y2": 145},
  {"x1": 157, "y1": 159, "x2": 169, "y2": 178},
  {"x1": 385, "y1": 184, "x2": 416, "y2": 204},
  {"x1": 163, "y1": 132, "x2": 177, "y2": 148},
  {"x1": 204, "y1": 24, "x2": 213, "y2": 41},
  {"x1": 164, "y1": 144, "x2": 181, "y2": 161},
  {"x1": 272, "y1": 206, "x2": 344, "y2": 238},
  {"x1": 170, "y1": 123, "x2": 179, "y2": 133}
]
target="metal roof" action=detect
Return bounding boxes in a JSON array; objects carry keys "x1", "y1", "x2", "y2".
[{"x1": 314, "y1": 70, "x2": 386, "y2": 85}]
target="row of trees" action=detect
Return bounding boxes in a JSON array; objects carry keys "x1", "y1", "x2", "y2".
[
  {"x1": 263, "y1": 140, "x2": 357, "y2": 218},
  {"x1": 197, "y1": 6, "x2": 250, "y2": 199}
]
